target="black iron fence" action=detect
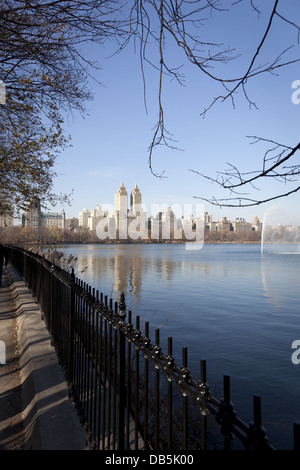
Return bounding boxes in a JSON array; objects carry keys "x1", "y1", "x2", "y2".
[{"x1": 5, "y1": 244, "x2": 300, "y2": 450}]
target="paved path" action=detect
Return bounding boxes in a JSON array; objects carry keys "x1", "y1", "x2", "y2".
[
  {"x1": 0, "y1": 266, "x2": 87, "y2": 450},
  {"x1": 0, "y1": 270, "x2": 25, "y2": 450}
]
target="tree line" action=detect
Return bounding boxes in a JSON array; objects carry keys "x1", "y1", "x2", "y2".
[{"x1": 0, "y1": 224, "x2": 261, "y2": 245}]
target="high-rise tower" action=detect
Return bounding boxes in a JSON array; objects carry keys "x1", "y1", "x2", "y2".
[
  {"x1": 115, "y1": 181, "x2": 128, "y2": 214},
  {"x1": 130, "y1": 183, "x2": 142, "y2": 216},
  {"x1": 115, "y1": 182, "x2": 128, "y2": 237}
]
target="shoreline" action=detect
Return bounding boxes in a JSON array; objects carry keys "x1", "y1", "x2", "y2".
[{"x1": 15, "y1": 240, "x2": 263, "y2": 246}]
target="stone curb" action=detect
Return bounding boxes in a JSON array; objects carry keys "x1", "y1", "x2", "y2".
[{"x1": 6, "y1": 265, "x2": 87, "y2": 450}]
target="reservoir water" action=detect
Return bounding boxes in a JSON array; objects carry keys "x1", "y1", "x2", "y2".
[{"x1": 56, "y1": 242, "x2": 300, "y2": 449}]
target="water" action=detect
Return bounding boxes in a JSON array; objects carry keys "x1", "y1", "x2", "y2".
[{"x1": 56, "y1": 242, "x2": 300, "y2": 449}]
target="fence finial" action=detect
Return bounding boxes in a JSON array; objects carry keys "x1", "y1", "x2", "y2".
[{"x1": 119, "y1": 292, "x2": 126, "y2": 320}]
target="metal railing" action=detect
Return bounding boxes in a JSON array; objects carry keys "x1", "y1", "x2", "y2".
[{"x1": 5, "y1": 244, "x2": 300, "y2": 450}]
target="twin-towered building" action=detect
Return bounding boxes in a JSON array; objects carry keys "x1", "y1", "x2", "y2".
[
  {"x1": 79, "y1": 182, "x2": 149, "y2": 238},
  {"x1": 79, "y1": 182, "x2": 144, "y2": 231},
  {"x1": 114, "y1": 181, "x2": 142, "y2": 217}
]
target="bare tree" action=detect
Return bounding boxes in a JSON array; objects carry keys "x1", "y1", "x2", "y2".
[
  {"x1": 190, "y1": 137, "x2": 300, "y2": 207},
  {"x1": 128, "y1": 0, "x2": 300, "y2": 205},
  {"x1": 1, "y1": 0, "x2": 300, "y2": 212},
  {"x1": 183, "y1": 1, "x2": 300, "y2": 207},
  {"x1": 0, "y1": 0, "x2": 124, "y2": 214}
]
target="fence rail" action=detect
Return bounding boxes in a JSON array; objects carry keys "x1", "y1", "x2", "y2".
[{"x1": 5, "y1": 244, "x2": 300, "y2": 450}]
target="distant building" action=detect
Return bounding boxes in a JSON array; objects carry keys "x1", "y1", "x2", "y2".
[
  {"x1": 88, "y1": 205, "x2": 106, "y2": 231},
  {"x1": 23, "y1": 198, "x2": 65, "y2": 230},
  {"x1": 78, "y1": 208, "x2": 90, "y2": 229},
  {"x1": 232, "y1": 217, "x2": 252, "y2": 234},
  {"x1": 42, "y1": 210, "x2": 65, "y2": 230},
  {"x1": 204, "y1": 212, "x2": 213, "y2": 224},
  {"x1": 252, "y1": 216, "x2": 262, "y2": 232},
  {"x1": 0, "y1": 212, "x2": 13, "y2": 228},
  {"x1": 161, "y1": 206, "x2": 177, "y2": 239},
  {"x1": 65, "y1": 217, "x2": 79, "y2": 231},
  {"x1": 114, "y1": 182, "x2": 128, "y2": 237},
  {"x1": 130, "y1": 183, "x2": 142, "y2": 216},
  {"x1": 217, "y1": 217, "x2": 231, "y2": 232},
  {"x1": 115, "y1": 181, "x2": 128, "y2": 214},
  {"x1": 23, "y1": 198, "x2": 41, "y2": 231},
  {"x1": 75, "y1": 183, "x2": 262, "y2": 242}
]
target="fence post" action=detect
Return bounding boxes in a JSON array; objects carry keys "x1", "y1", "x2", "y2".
[
  {"x1": 216, "y1": 375, "x2": 235, "y2": 450},
  {"x1": 199, "y1": 360, "x2": 209, "y2": 450},
  {"x1": 117, "y1": 292, "x2": 126, "y2": 450},
  {"x1": 181, "y1": 347, "x2": 189, "y2": 450},
  {"x1": 67, "y1": 268, "x2": 75, "y2": 398},
  {"x1": 245, "y1": 395, "x2": 271, "y2": 450},
  {"x1": 294, "y1": 422, "x2": 300, "y2": 450}
]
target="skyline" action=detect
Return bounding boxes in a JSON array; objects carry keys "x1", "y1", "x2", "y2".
[
  {"x1": 46, "y1": 1, "x2": 300, "y2": 227},
  {"x1": 78, "y1": 180, "x2": 262, "y2": 225},
  {"x1": 70, "y1": 179, "x2": 299, "y2": 229}
]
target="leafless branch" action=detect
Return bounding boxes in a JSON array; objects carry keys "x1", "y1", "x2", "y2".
[
  {"x1": 193, "y1": 184, "x2": 300, "y2": 207},
  {"x1": 191, "y1": 137, "x2": 300, "y2": 207}
]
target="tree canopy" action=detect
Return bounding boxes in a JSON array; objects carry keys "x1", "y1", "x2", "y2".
[{"x1": 0, "y1": 0, "x2": 123, "y2": 214}]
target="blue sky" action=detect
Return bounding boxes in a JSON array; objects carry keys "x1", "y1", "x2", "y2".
[{"x1": 51, "y1": 0, "x2": 300, "y2": 226}]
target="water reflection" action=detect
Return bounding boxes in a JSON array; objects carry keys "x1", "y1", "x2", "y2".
[
  {"x1": 56, "y1": 243, "x2": 300, "y2": 449},
  {"x1": 261, "y1": 250, "x2": 300, "y2": 311},
  {"x1": 71, "y1": 245, "x2": 217, "y2": 304},
  {"x1": 62, "y1": 244, "x2": 300, "y2": 316}
]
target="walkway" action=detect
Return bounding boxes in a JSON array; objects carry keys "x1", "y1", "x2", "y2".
[
  {"x1": 0, "y1": 270, "x2": 24, "y2": 449},
  {"x1": 0, "y1": 266, "x2": 87, "y2": 450}
]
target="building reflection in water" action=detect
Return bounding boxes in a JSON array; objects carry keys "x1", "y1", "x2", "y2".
[{"x1": 75, "y1": 245, "x2": 212, "y2": 307}]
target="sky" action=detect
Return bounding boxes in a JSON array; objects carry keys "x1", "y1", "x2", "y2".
[{"x1": 49, "y1": 0, "x2": 300, "y2": 227}]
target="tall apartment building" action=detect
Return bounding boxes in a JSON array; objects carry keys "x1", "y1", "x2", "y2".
[
  {"x1": 114, "y1": 182, "x2": 128, "y2": 236},
  {"x1": 23, "y1": 198, "x2": 41, "y2": 231},
  {"x1": 23, "y1": 198, "x2": 65, "y2": 230},
  {"x1": 88, "y1": 205, "x2": 106, "y2": 231},
  {"x1": 65, "y1": 217, "x2": 79, "y2": 231},
  {"x1": 115, "y1": 181, "x2": 128, "y2": 214},
  {"x1": 78, "y1": 208, "x2": 90, "y2": 229},
  {"x1": 130, "y1": 183, "x2": 142, "y2": 216}
]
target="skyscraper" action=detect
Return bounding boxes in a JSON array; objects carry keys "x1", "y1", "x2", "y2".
[
  {"x1": 115, "y1": 181, "x2": 128, "y2": 214},
  {"x1": 115, "y1": 182, "x2": 128, "y2": 237},
  {"x1": 130, "y1": 183, "x2": 142, "y2": 216}
]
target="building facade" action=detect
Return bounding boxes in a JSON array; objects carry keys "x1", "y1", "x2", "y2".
[
  {"x1": 78, "y1": 208, "x2": 90, "y2": 229},
  {"x1": 42, "y1": 210, "x2": 66, "y2": 230},
  {"x1": 0, "y1": 212, "x2": 14, "y2": 228},
  {"x1": 115, "y1": 181, "x2": 128, "y2": 215},
  {"x1": 23, "y1": 198, "x2": 41, "y2": 231},
  {"x1": 130, "y1": 183, "x2": 142, "y2": 216},
  {"x1": 23, "y1": 198, "x2": 66, "y2": 230},
  {"x1": 88, "y1": 205, "x2": 106, "y2": 231}
]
